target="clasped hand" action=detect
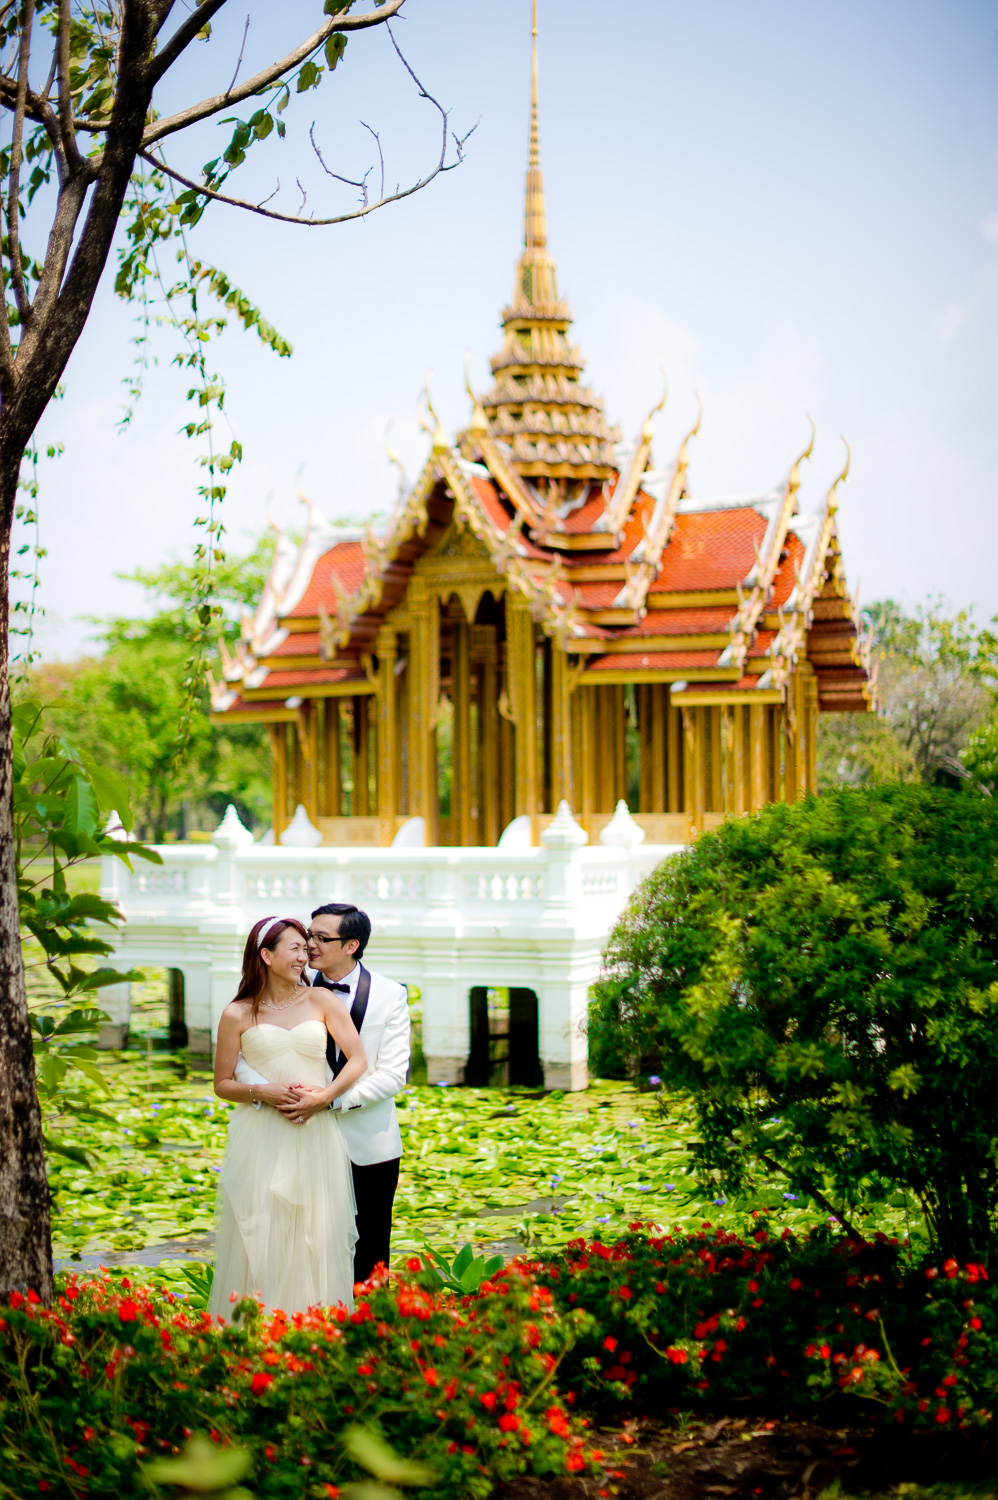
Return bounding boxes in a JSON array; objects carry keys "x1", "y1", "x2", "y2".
[{"x1": 273, "y1": 1083, "x2": 331, "y2": 1122}]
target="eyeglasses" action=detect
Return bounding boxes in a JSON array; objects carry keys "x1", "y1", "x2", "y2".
[{"x1": 306, "y1": 931, "x2": 348, "y2": 945}]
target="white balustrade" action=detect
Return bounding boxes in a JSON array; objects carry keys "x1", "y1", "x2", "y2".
[{"x1": 99, "y1": 806, "x2": 685, "y2": 1091}]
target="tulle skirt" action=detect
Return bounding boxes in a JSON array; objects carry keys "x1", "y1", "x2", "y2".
[{"x1": 209, "y1": 1103, "x2": 358, "y2": 1320}]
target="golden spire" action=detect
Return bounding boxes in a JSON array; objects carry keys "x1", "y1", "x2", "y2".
[
  {"x1": 524, "y1": 0, "x2": 547, "y2": 250},
  {"x1": 478, "y1": 0, "x2": 618, "y2": 492}
]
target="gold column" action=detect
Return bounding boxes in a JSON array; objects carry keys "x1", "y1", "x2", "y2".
[
  {"x1": 730, "y1": 704, "x2": 747, "y2": 815},
  {"x1": 269, "y1": 724, "x2": 286, "y2": 838},
  {"x1": 451, "y1": 608, "x2": 473, "y2": 847},
  {"x1": 667, "y1": 700, "x2": 682, "y2": 812},
  {"x1": 683, "y1": 707, "x2": 705, "y2": 833},
  {"x1": 616, "y1": 686, "x2": 628, "y2": 805},
  {"x1": 549, "y1": 644, "x2": 573, "y2": 812},
  {"x1": 708, "y1": 707, "x2": 723, "y2": 813},
  {"x1": 651, "y1": 686, "x2": 667, "y2": 812},
  {"x1": 395, "y1": 641, "x2": 409, "y2": 817},
  {"x1": 805, "y1": 668, "x2": 819, "y2": 794},
  {"x1": 324, "y1": 700, "x2": 341, "y2": 816},
  {"x1": 720, "y1": 705, "x2": 735, "y2": 815},
  {"x1": 575, "y1": 685, "x2": 593, "y2": 822},
  {"x1": 473, "y1": 624, "x2": 500, "y2": 845},
  {"x1": 595, "y1": 686, "x2": 616, "y2": 811},
  {"x1": 409, "y1": 577, "x2": 440, "y2": 841},
  {"x1": 353, "y1": 696, "x2": 369, "y2": 816},
  {"x1": 748, "y1": 704, "x2": 766, "y2": 811},
  {"x1": 302, "y1": 703, "x2": 319, "y2": 821},
  {"x1": 376, "y1": 625, "x2": 398, "y2": 846},
  {"x1": 505, "y1": 592, "x2": 538, "y2": 827}
]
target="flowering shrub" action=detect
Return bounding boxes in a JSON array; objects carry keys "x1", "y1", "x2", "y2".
[
  {"x1": 0, "y1": 1261, "x2": 596, "y2": 1499},
  {"x1": 523, "y1": 1222, "x2": 998, "y2": 1430}
]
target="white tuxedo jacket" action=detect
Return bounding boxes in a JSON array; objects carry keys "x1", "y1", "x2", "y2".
[{"x1": 233, "y1": 964, "x2": 409, "y2": 1166}]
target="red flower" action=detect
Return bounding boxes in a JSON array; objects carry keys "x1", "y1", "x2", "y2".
[
  {"x1": 602, "y1": 1336, "x2": 617, "y2": 1353},
  {"x1": 264, "y1": 1446, "x2": 277, "y2": 1462},
  {"x1": 250, "y1": 1372, "x2": 274, "y2": 1395},
  {"x1": 407, "y1": 1257, "x2": 422, "y2": 1272},
  {"x1": 936, "y1": 1407, "x2": 951, "y2": 1425},
  {"x1": 324, "y1": 1486, "x2": 340, "y2": 1498},
  {"x1": 480, "y1": 1392, "x2": 497, "y2": 1411},
  {"x1": 9, "y1": 1292, "x2": 23, "y2": 1310},
  {"x1": 118, "y1": 1300, "x2": 138, "y2": 1323},
  {"x1": 498, "y1": 1414, "x2": 520, "y2": 1432},
  {"x1": 789, "y1": 1278, "x2": 802, "y2": 1292},
  {"x1": 566, "y1": 1452, "x2": 585, "y2": 1473},
  {"x1": 665, "y1": 1346, "x2": 687, "y2": 1364},
  {"x1": 546, "y1": 1406, "x2": 570, "y2": 1437}
]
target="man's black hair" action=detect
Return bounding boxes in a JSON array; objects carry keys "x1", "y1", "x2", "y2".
[{"x1": 311, "y1": 902, "x2": 371, "y2": 960}]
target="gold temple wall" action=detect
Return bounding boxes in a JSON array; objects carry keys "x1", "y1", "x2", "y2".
[{"x1": 271, "y1": 589, "x2": 819, "y2": 848}]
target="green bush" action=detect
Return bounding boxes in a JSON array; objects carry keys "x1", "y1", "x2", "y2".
[
  {"x1": 524, "y1": 1225, "x2": 997, "y2": 1430},
  {"x1": 591, "y1": 785, "x2": 998, "y2": 1259},
  {"x1": 0, "y1": 1263, "x2": 593, "y2": 1498}
]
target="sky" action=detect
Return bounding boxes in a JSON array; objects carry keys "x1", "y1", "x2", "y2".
[{"x1": 18, "y1": 0, "x2": 998, "y2": 659}]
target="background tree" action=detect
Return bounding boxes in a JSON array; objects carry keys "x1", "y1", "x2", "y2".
[
  {"x1": 29, "y1": 537, "x2": 275, "y2": 838},
  {"x1": 591, "y1": 784, "x2": 998, "y2": 1262},
  {"x1": 0, "y1": 0, "x2": 469, "y2": 1299},
  {"x1": 818, "y1": 599, "x2": 998, "y2": 788}
]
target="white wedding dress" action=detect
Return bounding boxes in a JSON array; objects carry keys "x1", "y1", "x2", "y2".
[{"x1": 209, "y1": 1020, "x2": 358, "y2": 1320}]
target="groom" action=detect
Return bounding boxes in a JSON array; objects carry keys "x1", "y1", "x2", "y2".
[{"x1": 237, "y1": 901, "x2": 410, "y2": 1284}]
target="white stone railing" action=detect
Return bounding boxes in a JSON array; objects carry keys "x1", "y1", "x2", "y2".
[{"x1": 99, "y1": 802, "x2": 680, "y2": 1091}]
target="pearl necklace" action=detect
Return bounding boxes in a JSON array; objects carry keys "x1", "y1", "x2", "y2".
[{"x1": 259, "y1": 983, "x2": 306, "y2": 1013}]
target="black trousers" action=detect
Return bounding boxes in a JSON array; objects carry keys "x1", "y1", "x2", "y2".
[{"x1": 351, "y1": 1157, "x2": 400, "y2": 1286}]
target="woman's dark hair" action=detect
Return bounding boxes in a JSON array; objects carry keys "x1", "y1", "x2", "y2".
[
  {"x1": 310, "y1": 902, "x2": 371, "y2": 959},
  {"x1": 235, "y1": 916, "x2": 309, "y2": 1017}
]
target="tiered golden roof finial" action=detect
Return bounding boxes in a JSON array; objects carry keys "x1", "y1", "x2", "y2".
[
  {"x1": 479, "y1": 0, "x2": 619, "y2": 497},
  {"x1": 524, "y1": 0, "x2": 547, "y2": 251}
]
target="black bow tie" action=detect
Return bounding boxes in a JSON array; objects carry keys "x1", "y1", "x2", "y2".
[{"x1": 326, "y1": 981, "x2": 350, "y2": 993}]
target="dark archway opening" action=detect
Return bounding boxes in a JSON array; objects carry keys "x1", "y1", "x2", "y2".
[
  {"x1": 466, "y1": 986, "x2": 543, "y2": 1087},
  {"x1": 168, "y1": 969, "x2": 188, "y2": 1049}
]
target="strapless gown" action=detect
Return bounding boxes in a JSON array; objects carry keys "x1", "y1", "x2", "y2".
[{"x1": 209, "y1": 1020, "x2": 357, "y2": 1319}]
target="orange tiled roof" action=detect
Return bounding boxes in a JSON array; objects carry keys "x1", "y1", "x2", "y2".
[
  {"x1": 255, "y1": 667, "x2": 362, "y2": 689},
  {"x1": 269, "y1": 632, "x2": 321, "y2": 658},
  {"x1": 653, "y1": 508, "x2": 767, "y2": 593},
  {"x1": 587, "y1": 649, "x2": 723, "y2": 672},
  {"x1": 284, "y1": 542, "x2": 367, "y2": 618}
]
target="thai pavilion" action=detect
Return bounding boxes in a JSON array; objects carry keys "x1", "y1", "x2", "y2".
[{"x1": 211, "y1": 11, "x2": 873, "y2": 851}]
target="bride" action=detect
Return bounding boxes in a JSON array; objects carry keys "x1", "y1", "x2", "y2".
[{"x1": 209, "y1": 915, "x2": 367, "y2": 1319}]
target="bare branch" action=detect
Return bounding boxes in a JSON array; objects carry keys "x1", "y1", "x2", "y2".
[
  {"x1": 361, "y1": 120, "x2": 384, "y2": 204},
  {"x1": 143, "y1": 0, "x2": 407, "y2": 144},
  {"x1": 309, "y1": 122, "x2": 371, "y2": 201},
  {"x1": 295, "y1": 177, "x2": 307, "y2": 218},
  {"x1": 6, "y1": 0, "x2": 36, "y2": 331},
  {"x1": 140, "y1": 140, "x2": 453, "y2": 229},
  {"x1": 227, "y1": 14, "x2": 250, "y2": 97}
]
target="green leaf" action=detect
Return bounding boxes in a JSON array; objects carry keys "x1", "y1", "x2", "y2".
[
  {"x1": 342, "y1": 1427, "x2": 436, "y2": 1488},
  {"x1": 142, "y1": 1434, "x2": 251, "y2": 1492},
  {"x1": 63, "y1": 776, "x2": 99, "y2": 838},
  {"x1": 43, "y1": 1133, "x2": 95, "y2": 1168},
  {"x1": 324, "y1": 33, "x2": 348, "y2": 70}
]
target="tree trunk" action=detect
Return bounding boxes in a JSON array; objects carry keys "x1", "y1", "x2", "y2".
[{"x1": 0, "y1": 440, "x2": 53, "y2": 1302}]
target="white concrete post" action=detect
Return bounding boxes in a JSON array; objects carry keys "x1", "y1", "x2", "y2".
[{"x1": 97, "y1": 980, "x2": 131, "y2": 1049}]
